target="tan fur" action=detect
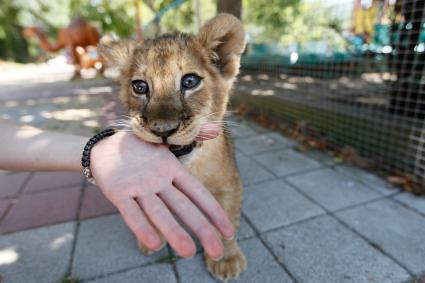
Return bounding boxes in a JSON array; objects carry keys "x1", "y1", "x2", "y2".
[{"x1": 100, "y1": 14, "x2": 246, "y2": 281}]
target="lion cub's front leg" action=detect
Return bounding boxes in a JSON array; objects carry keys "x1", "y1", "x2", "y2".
[{"x1": 205, "y1": 183, "x2": 247, "y2": 281}]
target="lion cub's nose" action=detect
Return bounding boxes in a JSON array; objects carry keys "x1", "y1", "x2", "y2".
[{"x1": 149, "y1": 121, "x2": 179, "y2": 139}]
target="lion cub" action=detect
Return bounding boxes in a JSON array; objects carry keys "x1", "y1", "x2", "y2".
[{"x1": 100, "y1": 14, "x2": 246, "y2": 281}]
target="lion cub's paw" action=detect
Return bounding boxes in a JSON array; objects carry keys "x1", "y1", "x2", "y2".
[{"x1": 206, "y1": 249, "x2": 247, "y2": 282}]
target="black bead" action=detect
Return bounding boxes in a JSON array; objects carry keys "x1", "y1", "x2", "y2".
[{"x1": 82, "y1": 128, "x2": 117, "y2": 176}]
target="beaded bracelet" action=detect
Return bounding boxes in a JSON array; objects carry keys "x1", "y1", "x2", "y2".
[{"x1": 82, "y1": 128, "x2": 117, "y2": 184}]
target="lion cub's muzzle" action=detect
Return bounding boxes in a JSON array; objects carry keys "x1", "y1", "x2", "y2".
[
  {"x1": 149, "y1": 120, "x2": 180, "y2": 142},
  {"x1": 147, "y1": 119, "x2": 196, "y2": 157}
]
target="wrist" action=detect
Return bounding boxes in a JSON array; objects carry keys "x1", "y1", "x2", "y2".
[{"x1": 81, "y1": 128, "x2": 117, "y2": 184}]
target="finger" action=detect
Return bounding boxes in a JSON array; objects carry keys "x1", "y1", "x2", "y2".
[
  {"x1": 196, "y1": 123, "x2": 221, "y2": 141},
  {"x1": 137, "y1": 194, "x2": 196, "y2": 258},
  {"x1": 159, "y1": 187, "x2": 224, "y2": 260},
  {"x1": 115, "y1": 198, "x2": 162, "y2": 251},
  {"x1": 173, "y1": 170, "x2": 235, "y2": 240}
]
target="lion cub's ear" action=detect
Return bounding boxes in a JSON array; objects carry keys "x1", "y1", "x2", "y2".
[
  {"x1": 197, "y1": 13, "x2": 246, "y2": 80},
  {"x1": 99, "y1": 39, "x2": 137, "y2": 71}
]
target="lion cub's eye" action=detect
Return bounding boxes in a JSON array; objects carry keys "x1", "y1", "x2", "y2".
[
  {"x1": 131, "y1": 80, "x2": 149, "y2": 96},
  {"x1": 181, "y1": 74, "x2": 202, "y2": 91}
]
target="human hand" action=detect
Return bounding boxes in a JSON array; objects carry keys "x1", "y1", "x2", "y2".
[{"x1": 90, "y1": 126, "x2": 233, "y2": 260}]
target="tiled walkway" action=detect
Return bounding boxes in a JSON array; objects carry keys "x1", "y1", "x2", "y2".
[{"x1": 1, "y1": 118, "x2": 424, "y2": 283}]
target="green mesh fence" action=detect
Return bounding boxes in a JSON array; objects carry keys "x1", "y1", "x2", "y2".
[{"x1": 236, "y1": 0, "x2": 425, "y2": 188}]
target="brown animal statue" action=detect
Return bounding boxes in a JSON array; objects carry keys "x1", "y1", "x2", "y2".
[{"x1": 23, "y1": 17, "x2": 103, "y2": 78}]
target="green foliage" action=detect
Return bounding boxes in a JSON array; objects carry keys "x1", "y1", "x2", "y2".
[
  {"x1": 243, "y1": 0, "x2": 301, "y2": 42},
  {"x1": 280, "y1": 2, "x2": 347, "y2": 51},
  {"x1": 60, "y1": 275, "x2": 80, "y2": 283},
  {"x1": 69, "y1": 0, "x2": 136, "y2": 37},
  {"x1": 243, "y1": 0, "x2": 347, "y2": 52},
  {"x1": 0, "y1": 0, "x2": 137, "y2": 62},
  {"x1": 0, "y1": 0, "x2": 29, "y2": 62},
  {"x1": 161, "y1": 0, "x2": 195, "y2": 33},
  {"x1": 156, "y1": 0, "x2": 179, "y2": 11},
  {"x1": 20, "y1": 0, "x2": 70, "y2": 33},
  {"x1": 140, "y1": 0, "x2": 196, "y2": 35},
  {"x1": 157, "y1": 253, "x2": 178, "y2": 263},
  {"x1": 1, "y1": 0, "x2": 349, "y2": 62}
]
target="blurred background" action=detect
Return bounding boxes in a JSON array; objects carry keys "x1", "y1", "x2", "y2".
[{"x1": 0, "y1": 0, "x2": 424, "y2": 192}]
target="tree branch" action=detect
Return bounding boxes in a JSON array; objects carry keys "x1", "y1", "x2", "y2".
[{"x1": 143, "y1": 0, "x2": 158, "y2": 13}]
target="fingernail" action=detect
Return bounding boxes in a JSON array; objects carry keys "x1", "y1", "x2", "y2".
[
  {"x1": 179, "y1": 239, "x2": 196, "y2": 258},
  {"x1": 223, "y1": 226, "x2": 235, "y2": 240},
  {"x1": 225, "y1": 233, "x2": 235, "y2": 241},
  {"x1": 211, "y1": 253, "x2": 224, "y2": 262},
  {"x1": 153, "y1": 242, "x2": 165, "y2": 252}
]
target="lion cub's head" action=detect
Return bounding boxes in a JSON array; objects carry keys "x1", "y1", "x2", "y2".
[{"x1": 100, "y1": 14, "x2": 245, "y2": 151}]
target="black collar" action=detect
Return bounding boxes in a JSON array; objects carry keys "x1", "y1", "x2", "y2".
[{"x1": 169, "y1": 142, "x2": 196, "y2": 157}]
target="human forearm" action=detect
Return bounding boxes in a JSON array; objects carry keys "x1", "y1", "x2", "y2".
[
  {"x1": 0, "y1": 120, "x2": 86, "y2": 171},
  {"x1": 0, "y1": 119, "x2": 232, "y2": 259}
]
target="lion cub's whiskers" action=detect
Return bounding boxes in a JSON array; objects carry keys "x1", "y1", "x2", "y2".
[{"x1": 109, "y1": 117, "x2": 136, "y2": 134}]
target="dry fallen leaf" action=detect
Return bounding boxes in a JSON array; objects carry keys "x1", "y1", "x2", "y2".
[
  {"x1": 234, "y1": 110, "x2": 425, "y2": 194},
  {"x1": 387, "y1": 176, "x2": 410, "y2": 186}
]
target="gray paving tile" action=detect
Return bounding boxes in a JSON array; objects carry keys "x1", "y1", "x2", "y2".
[
  {"x1": 253, "y1": 149, "x2": 323, "y2": 177},
  {"x1": 393, "y1": 192, "x2": 425, "y2": 216},
  {"x1": 235, "y1": 133, "x2": 295, "y2": 154},
  {"x1": 176, "y1": 237, "x2": 293, "y2": 283},
  {"x1": 336, "y1": 199, "x2": 425, "y2": 275},
  {"x1": 243, "y1": 180, "x2": 324, "y2": 232},
  {"x1": 226, "y1": 116, "x2": 268, "y2": 134},
  {"x1": 87, "y1": 263, "x2": 176, "y2": 283},
  {"x1": 299, "y1": 149, "x2": 337, "y2": 166},
  {"x1": 180, "y1": 216, "x2": 255, "y2": 255},
  {"x1": 0, "y1": 172, "x2": 31, "y2": 199},
  {"x1": 287, "y1": 168, "x2": 381, "y2": 211},
  {"x1": 235, "y1": 151, "x2": 275, "y2": 186},
  {"x1": 335, "y1": 164, "x2": 398, "y2": 196},
  {"x1": 229, "y1": 123, "x2": 258, "y2": 139},
  {"x1": 0, "y1": 199, "x2": 10, "y2": 218},
  {"x1": 225, "y1": 114, "x2": 245, "y2": 124},
  {"x1": 262, "y1": 215, "x2": 410, "y2": 283},
  {"x1": 245, "y1": 121, "x2": 271, "y2": 134},
  {"x1": 238, "y1": 216, "x2": 256, "y2": 240},
  {"x1": 72, "y1": 214, "x2": 167, "y2": 279},
  {"x1": 0, "y1": 222, "x2": 75, "y2": 283}
]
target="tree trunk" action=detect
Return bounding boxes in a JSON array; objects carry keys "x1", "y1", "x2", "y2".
[
  {"x1": 217, "y1": 0, "x2": 242, "y2": 19},
  {"x1": 135, "y1": 0, "x2": 144, "y2": 42}
]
